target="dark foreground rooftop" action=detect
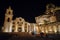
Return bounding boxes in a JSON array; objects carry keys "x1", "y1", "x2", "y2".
[{"x1": 0, "y1": 32, "x2": 60, "y2": 40}]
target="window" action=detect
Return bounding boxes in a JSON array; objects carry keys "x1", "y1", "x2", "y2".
[
  {"x1": 8, "y1": 11, "x2": 11, "y2": 14},
  {"x1": 21, "y1": 22, "x2": 23, "y2": 24},
  {"x1": 18, "y1": 27, "x2": 22, "y2": 32},
  {"x1": 19, "y1": 19, "x2": 22, "y2": 21},
  {"x1": 12, "y1": 26, "x2": 15, "y2": 32},
  {"x1": 12, "y1": 26, "x2": 15, "y2": 29},
  {"x1": 25, "y1": 23, "x2": 27, "y2": 27},
  {"x1": 25, "y1": 23, "x2": 27, "y2": 25},
  {"x1": 17, "y1": 22, "x2": 19, "y2": 24},
  {"x1": 7, "y1": 18, "x2": 10, "y2": 22},
  {"x1": 12, "y1": 29, "x2": 14, "y2": 32},
  {"x1": 25, "y1": 29, "x2": 27, "y2": 32},
  {"x1": 13, "y1": 22, "x2": 15, "y2": 24}
]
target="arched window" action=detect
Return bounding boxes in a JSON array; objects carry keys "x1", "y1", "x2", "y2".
[
  {"x1": 19, "y1": 19, "x2": 22, "y2": 21},
  {"x1": 7, "y1": 18, "x2": 10, "y2": 22},
  {"x1": 8, "y1": 11, "x2": 11, "y2": 14}
]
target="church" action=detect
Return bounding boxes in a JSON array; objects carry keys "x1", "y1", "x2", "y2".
[{"x1": 2, "y1": 4, "x2": 60, "y2": 34}]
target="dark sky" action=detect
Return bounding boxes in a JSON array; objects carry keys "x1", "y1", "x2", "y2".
[{"x1": 0, "y1": 0, "x2": 60, "y2": 29}]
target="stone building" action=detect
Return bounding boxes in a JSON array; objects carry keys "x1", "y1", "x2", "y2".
[
  {"x1": 2, "y1": 6, "x2": 35, "y2": 33},
  {"x1": 2, "y1": 4, "x2": 60, "y2": 34}
]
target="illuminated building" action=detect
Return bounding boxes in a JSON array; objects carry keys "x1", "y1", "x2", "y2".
[{"x1": 2, "y1": 4, "x2": 60, "y2": 34}]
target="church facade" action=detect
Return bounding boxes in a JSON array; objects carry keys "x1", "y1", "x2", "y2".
[{"x1": 2, "y1": 4, "x2": 60, "y2": 34}]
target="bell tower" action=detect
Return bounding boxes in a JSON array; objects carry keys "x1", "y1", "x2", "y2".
[
  {"x1": 5, "y1": 6, "x2": 13, "y2": 22},
  {"x1": 3, "y1": 6, "x2": 13, "y2": 32}
]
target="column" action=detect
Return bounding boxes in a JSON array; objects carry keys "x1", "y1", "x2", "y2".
[
  {"x1": 9, "y1": 22, "x2": 12, "y2": 32},
  {"x1": 34, "y1": 24, "x2": 36, "y2": 32},
  {"x1": 4, "y1": 22, "x2": 9, "y2": 32},
  {"x1": 27, "y1": 25, "x2": 28, "y2": 32},
  {"x1": 22, "y1": 23, "x2": 25, "y2": 32},
  {"x1": 58, "y1": 25, "x2": 60, "y2": 33},
  {"x1": 15, "y1": 25, "x2": 18, "y2": 32},
  {"x1": 53, "y1": 25, "x2": 57, "y2": 33},
  {"x1": 14, "y1": 22, "x2": 18, "y2": 32}
]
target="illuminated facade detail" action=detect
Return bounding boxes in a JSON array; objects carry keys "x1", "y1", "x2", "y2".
[
  {"x1": 49, "y1": 16, "x2": 57, "y2": 22},
  {"x1": 2, "y1": 4, "x2": 60, "y2": 34},
  {"x1": 3, "y1": 6, "x2": 13, "y2": 32},
  {"x1": 58, "y1": 25, "x2": 60, "y2": 33}
]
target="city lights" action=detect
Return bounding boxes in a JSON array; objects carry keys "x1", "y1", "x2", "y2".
[{"x1": 2, "y1": 4, "x2": 60, "y2": 35}]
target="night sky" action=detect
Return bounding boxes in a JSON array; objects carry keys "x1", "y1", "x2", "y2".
[{"x1": 0, "y1": 0, "x2": 60, "y2": 30}]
